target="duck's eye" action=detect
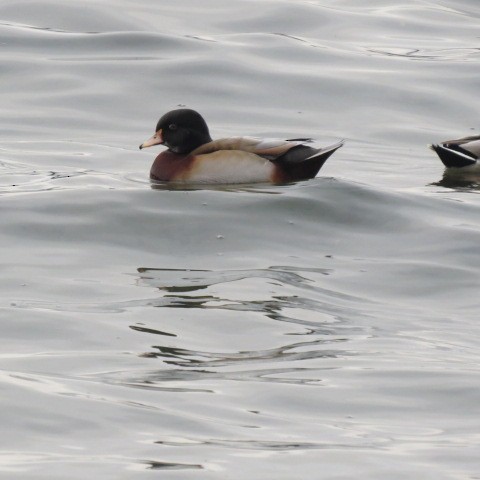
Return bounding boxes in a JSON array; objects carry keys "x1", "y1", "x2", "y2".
[{"x1": 169, "y1": 123, "x2": 177, "y2": 130}]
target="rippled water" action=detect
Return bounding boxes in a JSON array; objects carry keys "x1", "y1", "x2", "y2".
[{"x1": 1, "y1": 1, "x2": 480, "y2": 479}]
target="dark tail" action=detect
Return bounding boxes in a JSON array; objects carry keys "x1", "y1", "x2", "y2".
[
  {"x1": 430, "y1": 144, "x2": 476, "y2": 168},
  {"x1": 277, "y1": 140, "x2": 344, "y2": 181}
]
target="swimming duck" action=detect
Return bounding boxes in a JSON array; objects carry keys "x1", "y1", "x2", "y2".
[
  {"x1": 139, "y1": 109, "x2": 344, "y2": 183},
  {"x1": 430, "y1": 135, "x2": 480, "y2": 169}
]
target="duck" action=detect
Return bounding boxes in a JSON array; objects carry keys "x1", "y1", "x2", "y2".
[
  {"x1": 430, "y1": 135, "x2": 480, "y2": 169},
  {"x1": 139, "y1": 109, "x2": 344, "y2": 184}
]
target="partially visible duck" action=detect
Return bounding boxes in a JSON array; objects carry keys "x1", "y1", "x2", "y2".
[
  {"x1": 430, "y1": 135, "x2": 480, "y2": 169},
  {"x1": 139, "y1": 109, "x2": 344, "y2": 184}
]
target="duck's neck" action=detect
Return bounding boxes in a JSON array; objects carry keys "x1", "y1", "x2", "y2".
[
  {"x1": 189, "y1": 130, "x2": 213, "y2": 152},
  {"x1": 169, "y1": 131, "x2": 213, "y2": 154}
]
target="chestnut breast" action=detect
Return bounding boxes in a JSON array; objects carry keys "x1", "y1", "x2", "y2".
[{"x1": 150, "y1": 151, "x2": 195, "y2": 181}]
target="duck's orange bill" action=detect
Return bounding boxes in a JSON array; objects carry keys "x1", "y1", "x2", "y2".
[{"x1": 139, "y1": 129, "x2": 164, "y2": 150}]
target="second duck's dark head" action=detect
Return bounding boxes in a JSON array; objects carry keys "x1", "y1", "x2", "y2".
[{"x1": 139, "y1": 109, "x2": 212, "y2": 154}]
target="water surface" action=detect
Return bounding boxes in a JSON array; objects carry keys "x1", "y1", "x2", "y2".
[{"x1": 1, "y1": 1, "x2": 480, "y2": 479}]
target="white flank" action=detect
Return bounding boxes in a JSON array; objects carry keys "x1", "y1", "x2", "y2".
[{"x1": 177, "y1": 151, "x2": 274, "y2": 184}]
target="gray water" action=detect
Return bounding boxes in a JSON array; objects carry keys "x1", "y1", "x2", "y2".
[{"x1": 1, "y1": 1, "x2": 480, "y2": 479}]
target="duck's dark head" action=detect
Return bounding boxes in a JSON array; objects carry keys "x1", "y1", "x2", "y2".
[{"x1": 139, "y1": 109, "x2": 212, "y2": 154}]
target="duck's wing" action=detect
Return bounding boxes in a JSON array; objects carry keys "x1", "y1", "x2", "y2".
[
  {"x1": 190, "y1": 137, "x2": 306, "y2": 160},
  {"x1": 189, "y1": 136, "x2": 344, "y2": 183},
  {"x1": 442, "y1": 135, "x2": 480, "y2": 158}
]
